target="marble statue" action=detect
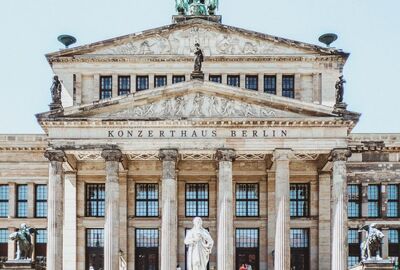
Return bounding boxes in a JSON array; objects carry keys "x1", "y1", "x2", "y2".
[
  {"x1": 359, "y1": 224, "x2": 385, "y2": 261},
  {"x1": 9, "y1": 224, "x2": 37, "y2": 260},
  {"x1": 194, "y1": 43, "x2": 204, "y2": 72},
  {"x1": 335, "y1": 75, "x2": 346, "y2": 104},
  {"x1": 184, "y1": 217, "x2": 214, "y2": 270}
]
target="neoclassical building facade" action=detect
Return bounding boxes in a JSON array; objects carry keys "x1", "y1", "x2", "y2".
[{"x1": 0, "y1": 10, "x2": 399, "y2": 270}]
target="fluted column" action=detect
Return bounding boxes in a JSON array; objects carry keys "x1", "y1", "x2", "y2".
[
  {"x1": 273, "y1": 149, "x2": 292, "y2": 270},
  {"x1": 216, "y1": 149, "x2": 236, "y2": 270},
  {"x1": 102, "y1": 149, "x2": 122, "y2": 270},
  {"x1": 330, "y1": 149, "x2": 351, "y2": 270},
  {"x1": 44, "y1": 150, "x2": 65, "y2": 270},
  {"x1": 159, "y1": 149, "x2": 179, "y2": 270}
]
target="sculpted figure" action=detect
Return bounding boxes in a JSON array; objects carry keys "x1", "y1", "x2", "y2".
[
  {"x1": 9, "y1": 224, "x2": 37, "y2": 260},
  {"x1": 184, "y1": 217, "x2": 214, "y2": 270},
  {"x1": 194, "y1": 43, "x2": 204, "y2": 72},
  {"x1": 175, "y1": 0, "x2": 189, "y2": 14},
  {"x1": 359, "y1": 224, "x2": 384, "y2": 261},
  {"x1": 50, "y1": 75, "x2": 62, "y2": 105},
  {"x1": 335, "y1": 75, "x2": 346, "y2": 103},
  {"x1": 206, "y1": 0, "x2": 218, "y2": 14},
  {"x1": 188, "y1": 0, "x2": 207, "y2": 15}
]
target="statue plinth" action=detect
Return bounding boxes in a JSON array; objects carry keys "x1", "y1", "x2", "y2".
[
  {"x1": 49, "y1": 102, "x2": 63, "y2": 111},
  {"x1": 334, "y1": 102, "x2": 348, "y2": 110},
  {"x1": 361, "y1": 259, "x2": 395, "y2": 270},
  {"x1": 3, "y1": 260, "x2": 35, "y2": 270},
  {"x1": 172, "y1": 15, "x2": 222, "y2": 23},
  {"x1": 191, "y1": 71, "x2": 204, "y2": 81}
]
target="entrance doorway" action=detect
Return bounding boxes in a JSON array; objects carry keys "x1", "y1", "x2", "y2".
[
  {"x1": 235, "y1": 228, "x2": 259, "y2": 270},
  {"x1": 135, "y1": 229, "x2": 159, "y2": 270}
]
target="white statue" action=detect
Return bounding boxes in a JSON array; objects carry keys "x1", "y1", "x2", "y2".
[{"x1": 184, "y1": 217, "x2": 214, "y2": 270}]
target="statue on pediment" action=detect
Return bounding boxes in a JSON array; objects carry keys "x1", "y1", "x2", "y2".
[
  {"x1": 335, "y1": 75, "x2": 346, "y2": 104},
  {"x1": 194, "y1": 43, "x2": 204, "y2": 72},
  {"x1": 50, "y1": 75, "x2": 63, "y2": 110}
]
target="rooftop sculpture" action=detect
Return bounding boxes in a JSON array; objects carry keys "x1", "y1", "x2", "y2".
[{"x1": 175, "y1": 0, "x2": 218, "y2": 16}]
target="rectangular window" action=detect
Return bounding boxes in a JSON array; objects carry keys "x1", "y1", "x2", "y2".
[
  {"x1": 245, "y1": 75, "x2": 258, "y2": 90},
  {"x1": 227, "y1": 75, "x2": 240, "y2": 87},
  {"x1": 35, "y1": 185, "x2": 47, "y2": 218},
  {"x1": 135, "y1": 184, "x2": 159, "y2": 217},
  {"x1": 368, "y1": 185, "x2": 381, "y2": 217},
  {"x1": 0, "y1": 185, "x2": 9, "y2": 218},
  {"x1": 135, "y1": 229, "x2": 159, "y2": 270},
  {"x1": 282, "y1": 75, "x2": 295, "y2": 98},
  {"x1": 154, "y1": 76, "x2": 167, "y2": 88},
  {"x1": 172, "y1": 75, "x2": 185, "y2": 84},
  {"x1": 264, "y1": 75, "x2": 276, "y2": 94},
  {"x1": 236, "y1": 184, "x2": 259, "y2": 217},
  {"x1": 16, "y1": 185, "x2": 27, "y2": 218},
  {"x1": 348, "y1": 229, "x2": 361, "y2": 267},
  {"x1": 389, "y1": 229, "x2": 400, "y2": 266},
  {"x1": 235, "y1": 229, "x2": 259, "y2": 270},
  {"x1": 290, "y1": 184, "x2": 310, "y2": 217},
  {"x1": 118, "y1": 76, "x2": 131, "y2": 95},
  {"x1": 0, "y1": 229, "x2": 7, "y2": 259},
  {"x1": 35, "y1": 229, "x2": 47, "y2": 262},
  {"x1": 209, "y1": 75, "x2": 222, "y2": 83},
  {"x1": 348, "y1": 185, "x2": 361, "y2": 218},
  {"x1": 86, "y1": 228, "x2": 104, "y2": 270},
  {"x1": 85, "y1": 184, "x2": 105, "y2": 217},
  {"x1": 290, "y1": 229, "x2": 310, "y2": 270},
  {"x1": 185, "y1": 184, "x2": 209, "y2": 217},
  {"x1": 100, "y1": 76, "x2": 112, "y2": 99},
  {"x1": 388, "y1": 185, "x2": 400, "y2": 217},
  {"x1": 136, "y1": 76, "x2": 149, "y2": 91}
]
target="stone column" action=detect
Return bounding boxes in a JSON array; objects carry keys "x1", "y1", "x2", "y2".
[
  {"x1": 273, "y1": 149, "x2": 292, "y2": 270},
  {"x1": 63, "y1": 171, "x2": 77, "y2": 270},
  {"x1": 102, "y1": 149, "x2": 122, "y2": 270},
  {"x1": 159, "y1": 149, "x2": 179, "y2": 270},
  {"x1": 44, "y1": 150, "x2": 65, "y2": 270},
  {"x1": 318, "y1": 172, "x2": 331, "y2": 269},
  {"x1": 215, "y1": 149, "x2": 236, "y2": 270},
  {"x1": 330, "y1": 149, "x2": 351, "y2": 270}
]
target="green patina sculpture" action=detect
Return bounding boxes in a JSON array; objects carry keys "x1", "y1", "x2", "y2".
[{"x1": 175, "y1": 0, "x2": 218, "y2": 16}]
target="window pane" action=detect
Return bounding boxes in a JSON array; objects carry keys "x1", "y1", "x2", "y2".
[
  {"x1": 227, "y1": 75, "x2": 240, "y2": 87},
  {"x1": 0, "y1": 229, "x2": 8, "y2": 243},
  {"x1": 348, "y1": 229, "x2": 360, "y2": 244},
  {"x1": 136, "y1": 229, "x2": 159, "y2": 248},
  {"x1": 236, "y1": 184, "x2": 259, "y2": 217},
  {"x1": 86, "y1": 229, "x2": 104, "y2": 247},
  {"x1": 388, "y1": 185, "x2": 398, "y2": 200},
  {"x1": 155, "y1": 76, "x2": 167, "y2": 87},
  {"x1": 389, "y1": 230, "x2": 399, "y2": 244},
  {"x1": 236, "y1": 229, "x2": 258, "y2": 248},
  {"x1": 185, "y1": 184, "x2": 209, "y2": 217},
  {"x1": 290, "y1": 184, "x2": 309, "y2": 217},
  {"x1": 137, "y1": 76, "x2": 149, "y2": 91},
  {"x1": 100, "y1": 76, "x2": 112, "y2": 99},
  {"x1": 282, "y1": 75, "x2": 295, "y2": 98},
  {"x1": 136, "y1": 184, "x2": 159, "y2": 217},
  {"x1": 264, "y1": 75, "x2": 276, "y2": 94},
  {"x1": 172, "y1": 75, "x2": 185, "y2": 84},
  {"x1": 36, "y1": 229, "x2": 47, "y2": 243},
  {"x1": 17, "y1": 185, "x2": 27, "y2": 218},
  {"x1": 368, "y1": 185, "x2": 379, "y2": 200},
  {"x1": 118, "y1": 76, "x2": 131, "y2": 95},
  {"x1": 0, "y1": 186, "x2": 9, "y2": 200},
  {"x1": 368, "y1": 185, "x2": 380, "y2": 217},
  {"x1": 245, "y1": 75, "x2": 258, "y2": 90},
  {"x1": 0, "y1": 185, "x2": 9, "y2": 217},
  {"x1": 209, "y1": 75, "x2": 222, "y2": 83},
  {"x1": 290, "y1": 229, "x2": 309, "y2": 248},
  {"x1": 86, "y1": 184, "x2": 105, "y2": 217}
]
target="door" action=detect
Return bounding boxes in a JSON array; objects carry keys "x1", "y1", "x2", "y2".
[
  {"x1": 290, "y1": 248, "x2": 309, "y2": 270},
  {"x1": 236, "y1": 248, "x2": 259, "y2": 270},
  {"x1": 135, "y1": 247, "x2": 158, "y2": 270}
]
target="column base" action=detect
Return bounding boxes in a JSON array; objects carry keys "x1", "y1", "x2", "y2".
[{"x1": 362, "y1": 259, "x2": 395, "y2": 270}]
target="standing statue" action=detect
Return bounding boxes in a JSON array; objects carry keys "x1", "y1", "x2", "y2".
[
  {"x1": 9, "y1": 224, "x2": 37, "y2": 260},
  {"x1": 335, "y1": 75, "x2": 346, "y2": 104},
  {"x1": 206, "y1": 0, "x2": 218, "y2": 15},
  {"x1": 359, "y1": 224, "x2": 385, "y2": 261},
  {"x1": 175, "y1": 0, "x2": 189, "y2": 15},
  {"x1": 194, "y1": 43, "x2": 204, "y2": 72},
  {"x1": 184, "y1": 217, "x2": 214, "y2": 270},
  {"x1": 50, "y1": 75, "x2": 62, "y2": 110},
  {"x1": 188, "y1": 0, "x2": 207, "y2": 15}
]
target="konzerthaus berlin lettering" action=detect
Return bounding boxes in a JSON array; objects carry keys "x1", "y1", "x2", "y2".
[{"x1": 0, "y1": 3, "x2": 399, "y2": 270}]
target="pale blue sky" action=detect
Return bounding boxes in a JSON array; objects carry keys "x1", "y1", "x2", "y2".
[{"x1": 1, "y1": 0, "x2": 399, "y2": 133}]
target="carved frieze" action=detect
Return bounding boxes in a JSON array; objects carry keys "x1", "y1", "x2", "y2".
[{"x1": 97, "y1": 93, "x2": 286, "y2": 119}]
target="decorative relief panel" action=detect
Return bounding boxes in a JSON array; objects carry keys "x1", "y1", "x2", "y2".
[
  {"x1": 90, "y1": 27, "x2": 304, "y2": 56},
  {"x1": 96, "y1": 93, "x2": 299, "y2": 119}
]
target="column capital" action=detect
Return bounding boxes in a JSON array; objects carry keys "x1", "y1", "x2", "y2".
[
  {"x1": 329, "y1": 148, "x2": 352, "y2": 162},
  {"x1": 44, "y1": 150, "x2": 65, "y2": 162},
  {"x1": 215, "y1": 148, "x2": 236, "y2": 162},
  {"x1": 272, "y1": 148, "x2": 293, "y2": 161},
  {"x1": 101, "y1": 149, "x2": 122, "y2": 162},
  {"x1": 159, "y1": 149, "x2": 179, "y2": 162}
]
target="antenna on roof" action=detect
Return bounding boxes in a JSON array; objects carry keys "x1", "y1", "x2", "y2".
[
  {"x1": 318, "y1": 33, "x2": 338, "y2": 47},
  {"x1": 57, "y1": 35, "x2": 77, "y2": 49}
]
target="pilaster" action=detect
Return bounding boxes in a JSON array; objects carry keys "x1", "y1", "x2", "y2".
[{"x1": 63, "y1": 171, "x2": 77, "y2": 270}]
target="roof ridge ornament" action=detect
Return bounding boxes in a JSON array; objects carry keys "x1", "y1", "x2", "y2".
[{"x1": 173, "y1": 0, "x2": 222, "y2": 23}]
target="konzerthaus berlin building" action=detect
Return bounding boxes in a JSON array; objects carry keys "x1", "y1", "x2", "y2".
[{"x1": 0, "y1": 6, "x2": 399, "y2": 270}]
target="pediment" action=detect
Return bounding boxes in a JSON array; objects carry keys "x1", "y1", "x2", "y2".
[
  {"x1": 47, "y1": 20, "x2": 345, "y2": 60},
  {"x1": 49, "y1": 81, "x2": 338, "y2": 121}
]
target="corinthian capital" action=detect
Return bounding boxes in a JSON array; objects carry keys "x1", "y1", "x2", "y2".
[
  {"x1": 159, "y1": 149, "x2": 179, "y2": 162},
  {"x1": 329, "y1": 148, "x2": 352, "y2": 162},
  {"x1": 272, "y1": 148, "x2": 293, "y2": 161},
  {"x1": 101, "y1": 149, "x2": 122, "y2": 162},
  {"x1": 44, "y1": 150, "x2": 65, "y2": 162},
  {"x1": 215, "y1": 149, "x2": 236, "y2": 162}
]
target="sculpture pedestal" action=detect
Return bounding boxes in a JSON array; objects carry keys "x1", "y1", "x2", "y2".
[
  {"x1": 3, "y1": 260, "x2": 35, "y2": 270},
  {"x1": 362, "y1": 259, "x2": 394, "y2": 270},
  {"x1": 191, "y1": 71, "x2": 204, "y2": 80}
]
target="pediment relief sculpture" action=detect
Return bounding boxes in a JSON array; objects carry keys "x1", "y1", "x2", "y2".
[
  {"x1": 89, "y1": 26, "x2": 306, "y2": 56},
  {"x1": 95, "y1": 93, "x2": 301, "y2": 119}
]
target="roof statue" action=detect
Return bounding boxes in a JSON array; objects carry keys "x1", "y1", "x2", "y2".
[
  {"x1": 50, "y1": 75, "x2": 63, "y2": 110},
  {"x1": 359, "y1": 224, "x2": 384, "y2": 261},
  {"x1": 175, "y1": 0, "x2": 219, "y2": 16}
]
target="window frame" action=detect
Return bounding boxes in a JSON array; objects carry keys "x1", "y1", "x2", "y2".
[
  {"x1": 227, "y1": 75, "x2": 240, "y2": 87},
  {"x1": 348, "y1": 184, "x2": 362, "y2": 218},
  {"x1": 0, "y1": 185, "x2": 9, "y2": 218},
  {"x1": 264, "y1": 75, "x2": 277, "y2": 94},
  {"x1": 85, "y1": 183, "x2": 105, "y2": 217},
  {"x1": 99, "y1": 76, "x2": 112, "y2": 99},
  {"x1": 235, "y1": 183, "x2": 260, "y2": 217},
  {"x1": 0, "y1": 228, "x2": 8, "y2": 259},
  {"x1": 235, "y1": 228, "x2": 260, "y2": 270},
  {"x1": 136, "y1": 75, "x2": 149, "y2": 91},
  {"x1": 35, "y1": 184, "x2": 47, "y2": 218},
  {"x1": 172, "y1": 75, "x2": 185, "y2": 84},
  {"x1": 209, "y1": 75, "x2": 222, "y2": 83},
  {"x1": 290, "y1": 228, "x2": 310, "y2": 270},
  {"x1": 135, "y1": 228, "x2": 159, "y2": 270},
  {"x1": 387, "y1": 184, "x2": 400, "y2": 218},
  {"x1": 348, "y1": 228, "x2": 361, "y2": 268},
  {"x1": 135, "y1": 183, "x2": 159, "y2": 217},
  {"x1": 282, "y1": 75, "x2": 295, "y2": 98},
  {"x1": 245, "y1": 75, "x2": 258, "y2": 91},
  {"x1": 290, "y1": 183, "x2": 310, "y2": 218},
  {"x1": 389, "y1": 229, "x2": 400, "y2": 265},
  {"x1": 367, "y1": 184, "x2": 381, "y2": 218},
  {"x1": 154, "y1": 75, "x2": 167, "y2": 88},
  {"x1": 34, "y1": 228, "x2": 47, "y2": 262},
  {"x1": 16, "y1": 184, "x2": 28, "y2": 218},
  {"x1": 118, "y1": 75, "x2": 131, "y2": 96},
  {"x1": 86, "y1": 228, "x2": 104, "y2": 270},
  {"x1": 185, "y1": 183, "x2": 209, "y2": 217}
]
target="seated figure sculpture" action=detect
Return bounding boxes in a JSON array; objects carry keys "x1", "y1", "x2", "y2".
[{"x1": 359, "y1": 223, "x2": 384, "y2": 261}]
